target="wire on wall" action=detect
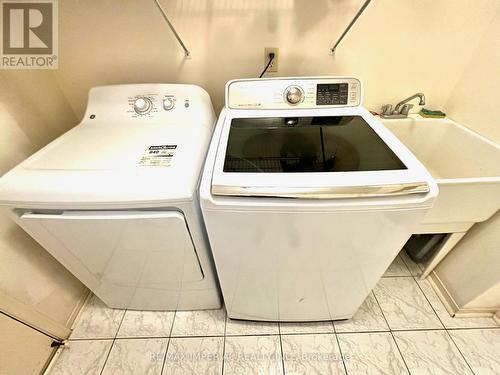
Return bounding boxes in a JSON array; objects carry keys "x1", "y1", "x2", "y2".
[
  {"x1": 153, "y1": 0, "x2": 191, "y2": 58},
  {"x1": 259, "y1": 53, "x2": 275, "y2": 78}
]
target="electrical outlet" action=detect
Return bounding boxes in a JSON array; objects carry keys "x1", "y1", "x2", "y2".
[{"x1": 264, "y1": 47, "x2": 279, "y2": 73}]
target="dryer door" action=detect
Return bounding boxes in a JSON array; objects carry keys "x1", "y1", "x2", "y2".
[{"x1": 17, "y1": 210, "x2": 204, "y2": 310}]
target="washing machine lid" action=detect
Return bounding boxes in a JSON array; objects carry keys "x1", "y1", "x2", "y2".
[
  {"x1": 210, "y1": 106, "x2": 433, "y2": 199},
  {"x1": 0, "y1": 120, "x2": 209, "y2": 208}
]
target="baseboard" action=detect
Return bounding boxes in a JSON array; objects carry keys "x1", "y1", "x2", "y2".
[
  {"x1": 65, "y1": 288, "x2": 91, "y2": 331},
  {"x1": 428, "y1": 272, "x2": 459, "y2": 315},
  {"x1": 42, "y1": 340, "x2": 67, "y2": 375},
  {"x1": 429, "y1": 272, "x2": 498, "y2": 318},
  {"x1": 453, "y1": 308, "x2": 499, "y2": 318},
  {"x1": 68, "y1": 289, "x2": 92, "y2": 331},
  {"x1": 494, "y1": 311, "x2": 500, "y2": 325}
]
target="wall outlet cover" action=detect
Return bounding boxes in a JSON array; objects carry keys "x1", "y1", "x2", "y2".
[{"x1": 264, "y1": 47, "x2": 279, "y2": 73}]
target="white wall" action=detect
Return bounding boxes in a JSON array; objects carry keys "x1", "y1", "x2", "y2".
[
  {"x1": 53, "y1": 0, "x2": 499, "y2": 118},
  {"x1": 435, "y1": 6, "x2": 500, "y2": 312},
  {"x1": 445, "y1": 6, "x2": 500, "y2": 143},
  {"x1": 435, "y1": 211, "x2": 500, "y2": 310},
  {"x1": 0, "y1": 71, "x2": 87, "y2": 338},
  {"x1": 0, "y1": 72, "x2": 76, "y2": 172}
]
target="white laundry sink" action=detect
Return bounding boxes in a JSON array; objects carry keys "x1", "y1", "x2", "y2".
[{"x1": 382, "y1": 115, "x2": 500, "y2": 227}]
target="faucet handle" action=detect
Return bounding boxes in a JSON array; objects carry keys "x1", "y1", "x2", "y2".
[
  {"x1": 381, "y1": 104, "x2": 393, "y2": 115},
  {"x1": 417, "y1": 93, "x2": 426, "y2": 106},
  {"x1": 400, "y1": 103, "x2": 413, "y2": 115}
]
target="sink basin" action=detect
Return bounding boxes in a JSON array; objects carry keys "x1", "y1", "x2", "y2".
[{"x1": 381, "y1": 115, "x2": 500, "y2": 227}]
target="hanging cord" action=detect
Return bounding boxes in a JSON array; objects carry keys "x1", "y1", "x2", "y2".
[
  {"x1": 259, "y1": 53, "x2": 275, "y2": 78},
  {"x1": 153, "y1": 0, "x2": 191, "y2": 57}
]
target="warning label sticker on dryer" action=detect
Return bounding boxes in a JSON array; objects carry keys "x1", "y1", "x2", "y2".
[{"x1": 139, "y1": 145, "x2": 177, "y2": 167}]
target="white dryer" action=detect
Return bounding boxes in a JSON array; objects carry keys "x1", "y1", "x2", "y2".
[
  {"x1": 200, "y1": 77, "x2": 438, "y2": 321},
  {"x1": 0, "y1": 84, "x2": 221, "y2": 311}
]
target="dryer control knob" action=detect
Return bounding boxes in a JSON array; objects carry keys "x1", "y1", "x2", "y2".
[
  {"x1": 133, "y1": 97, "x2": 152, "y2": 114},
  {"x1": 163, "y1": 97, "x2": 175, "y2": 111},
  {"x1": 284, "y1": 86, "x2": 304, "y2": 105}
]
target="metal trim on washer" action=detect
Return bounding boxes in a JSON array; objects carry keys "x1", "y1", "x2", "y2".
[{"x1": 211, "y1": 182, "x2": 430, "y2": 199}]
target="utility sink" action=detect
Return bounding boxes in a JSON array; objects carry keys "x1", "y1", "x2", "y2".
[{"x1": 382, "y1": 115, "x2": 500, "y2": 227}]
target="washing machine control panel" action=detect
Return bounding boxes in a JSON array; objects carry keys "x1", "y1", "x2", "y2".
[
  {"x1": 284, "y1": 85, "x2": 304, "y2": 105},
  {"x1": 226, "y1": 77, "x2": 362, "y2": 110},
  {"x1": 316, "y1": 83, "x2": 349, "y2": 105}
]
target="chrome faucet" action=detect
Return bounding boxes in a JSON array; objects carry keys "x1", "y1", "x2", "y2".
[{"x1": 380, "y1": 93, "x2": 426, "y2": 119}]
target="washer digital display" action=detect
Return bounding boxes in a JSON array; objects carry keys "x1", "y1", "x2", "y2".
[{"x1": 316, "y1": 83, "x2": 349, "y2": 105}]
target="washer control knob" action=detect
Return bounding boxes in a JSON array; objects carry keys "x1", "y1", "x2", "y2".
[
  {"x1": 284, "y1": 86, "x2": 304, "y2": 105},
  {"x1": 133, "y1": 97, "x2": 152, "y2": 114},
  {"x1": 163, "y1": 97, "x2": 175, "y2": 111}
]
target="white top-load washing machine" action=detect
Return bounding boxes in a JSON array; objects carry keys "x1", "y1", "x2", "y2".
[
  {"x1": 200, "y1": 77, "x2": 438, "y2": 321},
  {"x1": 0, "y1": 84, "x2": 221, "y2": 311}
]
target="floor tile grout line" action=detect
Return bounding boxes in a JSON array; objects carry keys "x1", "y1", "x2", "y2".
[
  {"x1": 63, "y1": 325, "x2": 500, "y2": 343},
  {"x1": 389, "y1": 331, "x2": 412, "y2": 375},
  {"x1": 277, "y1": 317, "x2": 286, "y2": 375},
  {"x1": 159, "y1": 310, "x2": 176, "y2": 375},
  {"x1": 380, "y1": 276, "x2": 419, "y2": 280},
  {"x1": 445, "y1": 330, "x2": 476, "y2": 375},
  {"x1": 398, "y1": 253, "x2": 413, "y2": 275},
  {"x1": 334, "y1": 329, "x2": 391, "y2": 335},
  {"x1": 221, "y1": 308, "x2": 227, "y2": 375},
  {"x1": 106, "y1": 325, "x2": 499, "y2": 340},
  {"x1": 68, "y1": 337, "x2": 123, "y2": 341},
  {"x1": 337, "y1": 327, "x2": 441, "y2": 334},
  {"x1": 382, "y1": 254, "x2": 413, "y2": 278},
  {"x1": 412, "y1": 275, "x2": 476, "y2": 374},
  {"x1": 379, "y1": 275, "x2": 443, "y2": 330},
  {"x1": 331, "y1": 315, "x2": 350, "y2": 375},
  {"x1": 372, "y1": 288, "x2": 412, "y2": 374},
  {"x1": 445, "y1": 326, "x2": 500, "y2": 331},
  {"x1": 114, "y1": 310, "x2": 127, "y2": 338},
  {"x1": 279, "y1": 328, "x2": 336, "y2": 335},
  {"x1": 225, "y1": 331, "x2": 281, "y2": 336},
  {"x1": 368, "y1": 290, "x2": 391, "y2": 332},
  {"x1": 399, "y1": 250, "x2": 424, "y2": 278},
  {"x1": 371, "y1": 288, "x2": 392, "y2": 332},
  {"x1": 64, "y1": 324, "x2": 500, "y2": 343},
  {"x1": 97, "y1": 340, "x2": 114, "y2": 375},
  {"x1": 412, "y1": 276, "x2": 446, "y2": 330},
  {"x1": 381, "y1": 275, "x2": 415, "y2": 278},
  {"x1": 332, "y1": 329, "x2": 349, "y2": 374},
  {"x1": 278, "y1": 331, "x2": 286, "y2": 375},
  {"x1": 99, "y1": 308, "x2": 127, "y2": 375},
  {"x1": 276, "y1": 327, "x2": 469, "y2": 336}
]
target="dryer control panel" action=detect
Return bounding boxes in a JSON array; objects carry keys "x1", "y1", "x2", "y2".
[
  {"x1": 226, "y1": 77, "x2": 362, "y2": 110},
  {"x1": 81, "y1": 84, "x2": 214, "y2": 125},
  {"x1": 127, "y1": 94, "x2": 182, "y2": 118}
]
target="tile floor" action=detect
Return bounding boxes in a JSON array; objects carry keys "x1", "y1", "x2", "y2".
[{"x1": 48, "y1": 251, "x2": 500, "y2": 374}]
